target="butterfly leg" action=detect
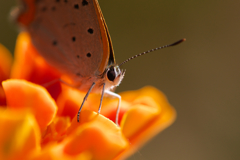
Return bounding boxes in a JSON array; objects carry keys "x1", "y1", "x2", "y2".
[
  {"x1": 59, "y1": 79, "x2": 77, "y2": 88},
  {"x1": 77, "y1": 82, "x2": 96, "y2": 122},
  {"x1": 97, "y1": 83, "x2": 106, "y2": 114},
  {"x1": 105, "y1": 90, "x2": 121, "y2": 126},
  {"x1": 42, "y1": 78, "x2": 78, "y2": 88},
  {"x1": 41, "y1": 78, "x2": 60, "y2": 88}
]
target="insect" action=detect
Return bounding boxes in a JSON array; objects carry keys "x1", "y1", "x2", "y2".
[{"x1": 13, "y1": 0, "x2": 185, "y2": 125}]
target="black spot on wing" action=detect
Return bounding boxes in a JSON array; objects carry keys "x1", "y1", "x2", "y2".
[
  {"x1": 86, "y1": 53, "x2": 91, "y2": 57},
  {"x1": 52, "y1": 40, "x2": 57, "y2": 46},
  {"x1": 88, "y1": 28, "x2": 93, "y2": 34},
  {"x1": 72, "y1": 37, "x2": 76, "y2": 42},
  {"x1": 82, "y1": 0, "x2": 88, "y2": 6},
  {"x1": 74, "y1": 4, "x2": 79, "y2": 9}
]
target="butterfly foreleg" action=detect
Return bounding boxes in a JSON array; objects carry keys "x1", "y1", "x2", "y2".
[
  {"x1": 98, "y1": 83, "x2": 106, "y2": 114},
  {"x1": 105, "y1": 90, "x2": 121, "y2": 126},
  {"x1": 77, "y1": 82, "x2": 96, "y2": 122}
]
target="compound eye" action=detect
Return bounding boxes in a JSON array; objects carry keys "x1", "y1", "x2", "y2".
[{"x1": 107, "y1": 67, "x2": 116, "y2": 81}]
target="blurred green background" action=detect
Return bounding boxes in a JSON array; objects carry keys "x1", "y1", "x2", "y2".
[{"x1": 1, "y1": 0, "x2": 240, "y2": 160}]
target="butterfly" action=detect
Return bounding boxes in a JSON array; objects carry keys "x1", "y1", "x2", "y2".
[{"x1": 13, "y1": 0, "x2": 185, "y2": 125}]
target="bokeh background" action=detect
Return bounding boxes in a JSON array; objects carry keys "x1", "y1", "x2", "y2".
[{"x1": 1, "y1": 0, "x2": 240, "y2": 160}]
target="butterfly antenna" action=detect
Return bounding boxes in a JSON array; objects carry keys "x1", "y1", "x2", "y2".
[{"x1": 119, "y1": 38, "x2": 186, "y2": 67}]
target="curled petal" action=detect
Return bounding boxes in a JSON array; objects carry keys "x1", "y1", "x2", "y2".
[
  {"x1": 64, "y1": 110, "x2": 129, "y2": 160},
  {"x1": 56, "y1": 84, "x2": 102, "y2": 120},
  {"x1": 115, "y1": 86, "x2": 176, "y2": 159},
  {"x1": 2, "y1": 79, "x2": 57, "y2": 130}
]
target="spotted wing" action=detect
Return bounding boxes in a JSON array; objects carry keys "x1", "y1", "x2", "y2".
[{"x1": 15, "y1": 0, "x2": 110, "y2": 80}]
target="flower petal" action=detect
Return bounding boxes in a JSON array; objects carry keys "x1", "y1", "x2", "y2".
[
  {"x1": 10, "y1": 32, "x2": 62, "y2": 101},
  {"x1": 0, "y1": 108, "x2": 40, "y2": 160},
  {"x1": 55, "y1": 84, "x2": 85, "y2": 119},
  {"x1": 0, "y1": 44, "x2": 13, "y2": 106},
  {"x1": 63, "y1": 110, "x2": 129, "y2": 160},
  {"x1": 118, "y1": 86, "x2": 176, "y2": 159},
  {"x1": 2, "y1": 79, "x2": 57, "y2": 130},
  {"x1": 56, "y1": 84, "x2": 103, "y2": 120},
  {"x1": 41, "y1": 116, "x2": 71, "y2": 146},
  {"x1": 30, "y1": 144, "x2": 93, "y2": 160}
]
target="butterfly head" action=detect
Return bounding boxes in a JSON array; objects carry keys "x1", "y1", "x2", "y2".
[{"x1": 103, "y1": 65, "x2": 126, "y2": 90}]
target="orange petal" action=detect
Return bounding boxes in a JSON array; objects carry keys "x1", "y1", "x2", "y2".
[
  {"x1": 63, "y1": 110, "x2": 129, "y2": 160},
  {"x1": 56, "y1": 84, "x2": 85, "y2": 119},
  {"x1": 0, "y1": 87, "x2": 6, "y2": 107},
  {"x1": 41, "y1": 116, "x2": 71, "y2": 146},
  {"x1": 0, "y1": 108, "x2": 40, "y2": 160},
  {"x1": 2, "y1": 79, "x2": 57, "y2": 130},
  {"x1": 100, "y1": 98, "x2": 130, "y2": 125},
  {"x1": 30, "y1": 144, "x2": 93, "y2": 160},
  {"x1": 0, "y1": 44, "x2": 13, "y2": 106},
  {"x1": 56, "y1": 84, "x2": 101, "y2": 120},
  {"x1": 118, "y1": 86, "x2": 176, "y2": 159}
]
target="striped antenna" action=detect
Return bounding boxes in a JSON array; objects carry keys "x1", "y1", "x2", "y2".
[{"x1": 119, "y1": 38, "x2": 186, "y2": 67}]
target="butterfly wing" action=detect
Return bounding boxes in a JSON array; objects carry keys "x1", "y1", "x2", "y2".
[{"x1": 15, "y1": 0, "x2": 110, "y2": 80}]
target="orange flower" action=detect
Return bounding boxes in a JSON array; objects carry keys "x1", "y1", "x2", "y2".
[{"x1": 0, "y1": 32, "x2": 176, "y2": 160}]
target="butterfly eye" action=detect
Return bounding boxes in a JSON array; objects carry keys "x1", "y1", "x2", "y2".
[{"x1": 107, "y1": 67, "x2": 116, "y2": 81}]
